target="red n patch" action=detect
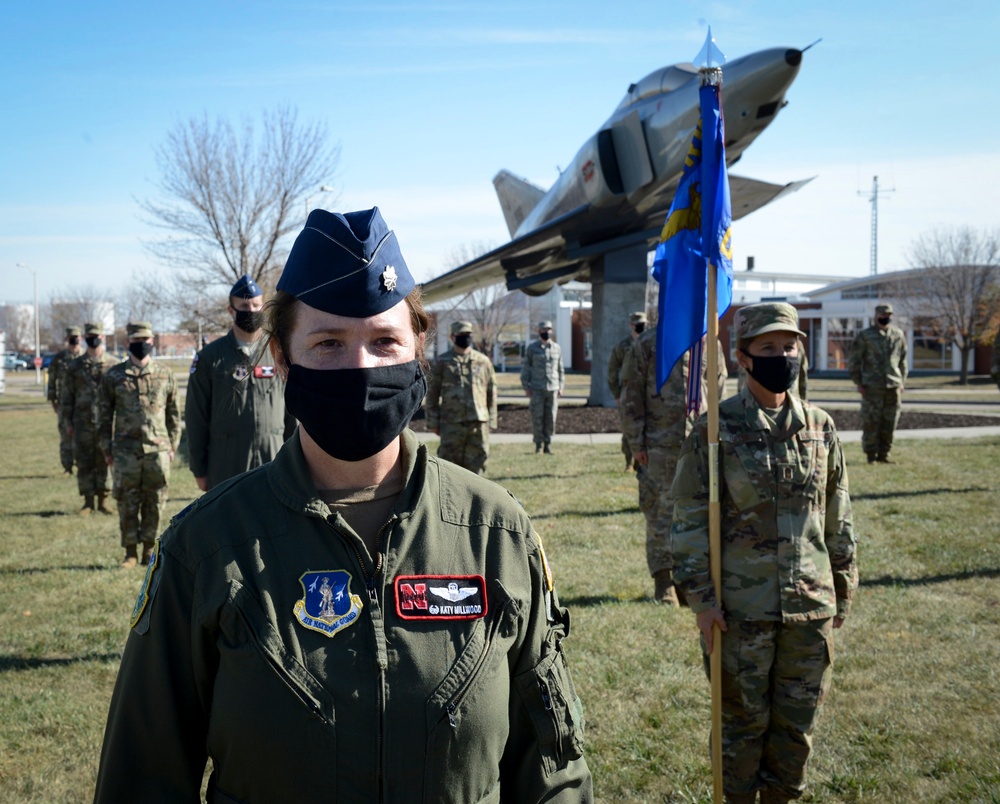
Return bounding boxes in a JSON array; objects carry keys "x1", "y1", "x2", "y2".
[{"x1": 398, "y1": 583, "x2": 428, "y2": 611}]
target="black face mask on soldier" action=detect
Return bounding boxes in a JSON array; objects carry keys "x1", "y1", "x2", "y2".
[
  {"x1": 234, "y1": 309, "x2": 264, "y2": 334},
  {"x1": 85, "y1": 335, "x2": 102, "y2": 349},
  {"x1": 284, "y1": 360, "x2": 427, "y2": 462},
  {"x1": 741, "y1": 351, "x2": 800, "y2": 395},
  {"x1": 877, "y1": 316, "x2": 891, "y2": 326},
  {"x1": 129, "y1": 341, "x2": 154, "y2": 360},
  {"x1": 68, "y1": 336, "x2": 81, "y2": 346},
  {"x1": 453, "y1": 333, "x2": 473, "y2": 349},
  {"x1": 539, "y1": 331, "x2": 551, "y2": 341},
  {"x1": 633, "y1": 323, "x2": 646, "y2": 334}
]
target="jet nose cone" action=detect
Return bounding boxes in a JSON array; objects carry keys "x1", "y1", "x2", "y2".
[{"x1": 785, "y1": 48, "x2": 802, "y2": 67}]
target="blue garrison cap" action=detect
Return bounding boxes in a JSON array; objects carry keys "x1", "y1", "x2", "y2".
[
  {"x1": 230, "y1": 274, "x2": 262, "y2": 299},
  {"x1": 277, "y1": 207, "x2": 414, "y2": 318}
]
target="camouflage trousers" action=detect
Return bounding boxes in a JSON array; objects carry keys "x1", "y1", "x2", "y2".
[
  {"x1": 438, "y1": 420, "x2": 490, "y2": 475},
  {"x1": 617, "y1": 405, "x2": 633, "y2": 469},
  {"x1": 529, "y1": 391, "x2": 559, "y2": 446},
  {"x1": 636, "y1": 446, "x2": 680, "y2": 576},
  {"x1": 73, "y1": 424, "x2": 109, "y2": 496},
  {"x1": 701, "y1": 618, "x2": 834, "y2": 799},
  {"x1": 57, "y1": 411, "x2": 74, "y2": 472},
  {"x1": 860, "y1": 386, "x2": 902, "y2": 458},
  {"x1": 112, "y1": 450, "x2": 170, "y2": 548}
]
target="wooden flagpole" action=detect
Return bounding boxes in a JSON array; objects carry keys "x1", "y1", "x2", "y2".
[{"x1": 707, "y1": 253, "x2": 723, "y2": 804}]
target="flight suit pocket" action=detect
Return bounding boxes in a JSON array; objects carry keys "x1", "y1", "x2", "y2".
[{"x1": 513, "y1": 606, "x2": 585, "y2": 776}]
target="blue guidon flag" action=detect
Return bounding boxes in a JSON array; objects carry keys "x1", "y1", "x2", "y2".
[{"x1": 293, "y1": 570, "x2": 363, "y2": 638}]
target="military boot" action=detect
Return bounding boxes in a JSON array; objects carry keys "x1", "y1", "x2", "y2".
[
  {"x1": 759, "y1": 788, "x2": 792, "y2": 804},
  {"x1": 79, "y1": 495, "x2": 95, "y2": 516},
  {"x1": 535, "y1": 443, "x2": 543, "y2": 454},
  {"x1": 543, "y1": 443, "x2": 554, "y2": 455},
  {"x1": 120, "y1": 545, "x2": 139, "y2": 569},
  {"x1": 653, "y1": 570, "x2": 680, "y2": 606},
  {"x1": 96, "y1": 492, "x2": 114, "y2": 515},
  {"x1": 876, "y1": 454, "x2": 896, "y2": 464},
  {"x1": 140, "y1": 543, "x2": 155, "y2": 566},
  {"x1": 866, "y1": 453, "x2": 877, "y2": 464}
]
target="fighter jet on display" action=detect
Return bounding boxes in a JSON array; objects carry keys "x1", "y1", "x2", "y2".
[{"x1": 421, "y1": 46, "x2": 812, "y2": 303}]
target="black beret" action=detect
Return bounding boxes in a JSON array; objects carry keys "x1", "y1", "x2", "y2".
[{"x1": 277, "y1": 207, "x2": 414, "y2": 318}]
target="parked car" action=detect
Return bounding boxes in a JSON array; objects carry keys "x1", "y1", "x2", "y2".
[{"x1": 3, "y1": 354, "x2": 28, "y2": 371}]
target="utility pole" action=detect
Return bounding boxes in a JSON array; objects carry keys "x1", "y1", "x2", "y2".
[{"x1": 858, "y1": 175, "x2": 894, "y2": 276}]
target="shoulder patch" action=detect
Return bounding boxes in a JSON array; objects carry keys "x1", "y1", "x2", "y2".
[
  {"x1": 130, "y1": 539, "x2": 162, "y2": 632},
  {"x1": 189, "y1": 354, "x2": 200, "y2": 374}
]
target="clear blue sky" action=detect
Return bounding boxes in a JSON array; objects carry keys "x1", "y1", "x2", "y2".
[{"x1": 2, "y1": 0, "x2": 998, "y2": 307}]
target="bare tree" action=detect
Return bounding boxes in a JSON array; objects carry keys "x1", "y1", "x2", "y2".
[
  {"x1": 140, "y1": 106, "x2": 339, "y2": 297},
  {"x1": 0, "y1": 305, "x2": 35, "y2": 352},
  {"x1": 907, "y1": 226, "x2": 1000, "y2": 384}
]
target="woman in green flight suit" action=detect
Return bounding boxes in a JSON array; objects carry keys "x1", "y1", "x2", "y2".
[{"x1": 94, "y1": 207, "x2": 593, "y2": 803}]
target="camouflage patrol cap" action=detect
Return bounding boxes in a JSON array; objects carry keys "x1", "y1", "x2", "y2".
[
  {"x1": 83, "y1": 323, "x2": 101, "y2": 336},
  {"x1": 277, "y1": 207, "x2": 414, "y2": 318},
  {"x1": 450, "y1": 320, "x2": 473, "y2": 335},
  {"x1": 65, "y1": 326, "x2": 81, "y2": 337},
  {"x1": 630, "y1": 312, "x2": 647, "y2": 325},
  {"x1": 537, "y1": 320, "x2": 554, "y2": 330},
  {"x1": 126, "y1": 321, "x2": 154, "y2": 338},
  {"x1": 876, "y1": 303, "x2": 893, "y2": 315},
  {"x1": 735, "y1": 302, "x2": 805, "y2": 341}
]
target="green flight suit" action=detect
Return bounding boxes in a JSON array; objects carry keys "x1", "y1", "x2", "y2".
[
  {"x1": 184, "y1": 330, "x2": 296, "y2": 490},
  {"x1": 95, "y1": 429, "x2": 593, "y2": 804}
]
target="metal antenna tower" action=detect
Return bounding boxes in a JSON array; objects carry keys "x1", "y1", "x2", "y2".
[{"x1": 858, "y1": 175, "x2": 894, "y2": 276}]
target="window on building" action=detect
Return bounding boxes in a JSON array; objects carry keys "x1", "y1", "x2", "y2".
[
  {"x1": 911, "y1": 317, "x2": 953, "y2": 370},
  {"x1": 826, "y1": 317, "x2": 864, "y2": 370}
]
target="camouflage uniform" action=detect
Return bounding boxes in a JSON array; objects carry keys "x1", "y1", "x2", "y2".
[
  {"x1": 520, "y1": 323, "x2": 564, "y2": 452},
  {"x1": 848, "y1": 304, "x2": 908, "y2": 461},
  {"x1": 620, "y1": 329, "x2": 727, "y2": 586},
  {"x1": 61, "y1": 347, "x2": 117, "y2": 505},
  {"x1": 425, "y1": 325, "x2": 498, "y2": 474},
  {"x1": 672, "y1": 303, "x2": 858, "y2": 802},
  {"x1": 992, "y1": 327, "x2": 1000, "y2": 392},
  {"x1": 47, "y1": 328, "x2": 83, "y2": 473},
  {"x1": 99, "y1": 326, "x2": 180, "y2": 554},
  {"x1": 606, "y1": 312, "x2": 647, "y2": 469}
]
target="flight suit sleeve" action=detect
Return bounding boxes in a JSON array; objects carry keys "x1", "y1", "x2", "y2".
[
  {"x1": 500, "y1": 532, "x2": 593, "y2": 802},
  {"x1": 824, "y1": 429, "x2": 858, "y2": 619},
  {"x1": 487, "y1": 361, "x2": 498, "y2": 429},
  {"x1": 669, "y1": 427, "x2": 717, "y2": 614},
  {"x1": 184, "y1": 352, "x2": 212, "y2": 477},
  {"x1": 425, "y1": 358, "x2": 443, "y2": 431},
  {"x1": 94, "y1": 546, "x2": 211, "y2": 802}
]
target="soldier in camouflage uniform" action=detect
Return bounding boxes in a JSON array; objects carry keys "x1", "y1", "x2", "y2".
[
  {"x1": 99, "y1": 322, "x2": 180, "y2": 568},
  {"x1": 606, "y1": 311, "x2": 647, "y2": 470},
  {"x1": 848, "y1": 303, "x2": 908, "y2": 463},
  {"x1": 425, "y1": 320, "x2": 498, "y2": 474},
  {"x1": 61, "y1": 323, "x2": 117, "y2": 515},
  {"x1": 520, "y1": 320, "x2": 564, "y2": 454},
  {"x1": 671, "y1": 302, "x2": 858, "y2": 804},
  {"x1": 47, "y1": 326, "x2": 83, "y2": 474},
  {"x1": 991, "y1": 327, "x2": 1000, "y2": 393},
  {"x1": 620, "y1": 325, "x2": 727, "y2": 604}
]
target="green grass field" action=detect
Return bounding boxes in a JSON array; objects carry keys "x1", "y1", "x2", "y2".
[{"x1": 1, "y1": 374, "x2": 999, "y2": 802}]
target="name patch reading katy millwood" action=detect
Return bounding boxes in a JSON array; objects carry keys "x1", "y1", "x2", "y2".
[
  {"x1": 293, "y1": 570, "x2": 363, "y2": 637},
  {"x1": 395, "y1": 575, "x2": 488, "y2": 621}
]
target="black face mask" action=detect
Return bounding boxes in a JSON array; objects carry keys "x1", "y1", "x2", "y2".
[
  {"x1": 284, "y1": 360, "x2": 427, "y2": 462},
  {"x1": 68, "y1": 336, "x2": 81, "y2": 346},
  {"x1": 633, "y1": 323, "x2": 646, "y2": 334},
  {"x1": 453, "y1": 333, "x2": 473, "y2": 349},
  {"x1": 539, "y1": 331, "x2": 551, "y2": 341},
  {"x1": 85, "y1": 335, "x2": 102, "y2": 349},
  {"x1": 129, "y1": 341, "x2": 154, "y2": 360},
  {"x1": 877, "y1": 316, "x2": 892, "y2": 326},
  {"x1": 742, "y1": 352, "x2": 800, "y2": 395},
  {"x1": 234, "y1": 309, "x2": 264, "y2": 334}
]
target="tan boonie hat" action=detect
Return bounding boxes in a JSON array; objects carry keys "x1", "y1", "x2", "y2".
[
  {"x1": 65, "y1": 326, "x2": 81, "y2": 337},
  {"x1": 875, "y1": 303, "x2": 893, "y2": 315},
  {"x1": 537, "y1": 320, "x2": 554, "y2": 330},
  {"x1": 735, "y1": 302, "x2": 806, "y2": 341},
  {"x1": 450, "y1": 320, "x2": 473, "y2": 335},
  {"x1": 630, "y1": 312, "x2": 647, "y2": 325},
  {"x1": 126, "y1": 321, "x2": 154, "y2": 338},
  {"x1": 83, "y1": 323, "x2": 101, "y2": 336}
]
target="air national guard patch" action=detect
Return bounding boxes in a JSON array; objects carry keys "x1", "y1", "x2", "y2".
[
  {"x1": 395, "y1": 575, "x2": 488, "y2": 621},
  {"x1": 232, "y1": 364, "x2": 249, "y2": 381},
  {"x1": 293, "y1": 571, "x2": 363, "y2": 638},
  {"x1": 130, "y1": 538, "x2": 162, "y2": 632},
  {"x1": 189, "y1": 354, "x2": 199, "y2": 375}
]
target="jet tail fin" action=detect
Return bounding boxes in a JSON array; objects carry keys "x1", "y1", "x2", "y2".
[{"x1": 493, "y1": 170, "x2": 546, "y2": 237}]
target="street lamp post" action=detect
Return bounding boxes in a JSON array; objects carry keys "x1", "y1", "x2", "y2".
[
  {"x1": 304, "y1": 185, "x2": 335, "y2": 218},
  {"x1": 15, "y1": 263, "x2": 41, "y2": 385}
]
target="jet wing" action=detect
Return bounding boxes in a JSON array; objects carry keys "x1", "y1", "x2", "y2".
[{"x1": 420, "y1": 176, "x2": 813, "y2": 304}]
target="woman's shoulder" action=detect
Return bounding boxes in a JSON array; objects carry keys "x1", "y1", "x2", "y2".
[{"x1": 425, "y1": 454, "x2": 531, "y2": 533}]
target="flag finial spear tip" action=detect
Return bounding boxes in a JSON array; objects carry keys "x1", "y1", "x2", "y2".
[{"x1": 695, "y1": 26, "x2": 726, "y2": 70}]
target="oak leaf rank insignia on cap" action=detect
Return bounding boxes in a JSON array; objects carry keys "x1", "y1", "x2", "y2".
[{"x1": 277, "y1": 207, "x2": 414, "y2": 318}]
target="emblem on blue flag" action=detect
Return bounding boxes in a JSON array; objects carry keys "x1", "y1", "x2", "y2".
[{"x1": 293, "y1": 570, "x2": 363, "y2": 638}]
